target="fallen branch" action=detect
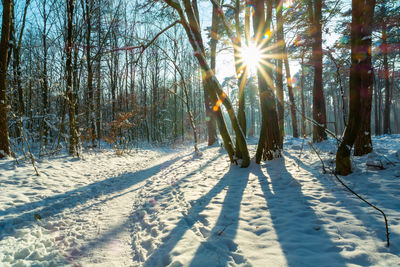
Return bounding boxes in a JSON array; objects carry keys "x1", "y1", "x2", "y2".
[
  {"x1": 331, "y1": 171, "x2": 390, "y2": 247},
  {"x1": 309, "y1": 143, "x2": 390, "y2": 247},
  {"x1": 375, "y1": 152, "x2": 397, "y2": 166},
  {"x1": 308, "y1": 142, "x2": 327, "y2": 173}
]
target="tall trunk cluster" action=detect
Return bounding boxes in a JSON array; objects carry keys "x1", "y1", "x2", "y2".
[
  {"x1": 253, "y1": 0, "x2": 281, "y2": 162},
  {"x1": 165, "y1": 0, "x2": 250, "y2": 167},
  {"x1": 336, "y1": 0, "x2": 376, "y2": 175},
  {"x1": 276, "y1": 0, "x2": 298, "y2": 138}
]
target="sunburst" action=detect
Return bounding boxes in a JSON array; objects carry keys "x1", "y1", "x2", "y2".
[{"x1": 239, "y1": 41, "x2": 263, "y2": 71}]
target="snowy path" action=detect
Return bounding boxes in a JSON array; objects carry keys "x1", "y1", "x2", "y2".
[{"x1": 1, "y1": 137, "x2": 400, "y2": 266}]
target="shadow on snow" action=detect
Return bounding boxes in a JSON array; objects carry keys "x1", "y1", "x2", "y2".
[
  {"x1": 144, "y1": 157, "x2": 346, "y2": 266},
  {"x1": 0, "y1": 153, "x2": 187, "y2": 240}
]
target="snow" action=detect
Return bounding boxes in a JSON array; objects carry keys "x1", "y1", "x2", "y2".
[{"x1": 1, "y1": 136, "x2": 400, "y2": 266}]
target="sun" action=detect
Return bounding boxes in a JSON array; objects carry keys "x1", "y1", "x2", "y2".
[{"x1": 240, "y1": 41, "x2": 262, "y2": 71}]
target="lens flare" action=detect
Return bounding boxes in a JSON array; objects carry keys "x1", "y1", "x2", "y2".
[{"x1": 240, "y1": 41, "x2": 262, "y2": 70}]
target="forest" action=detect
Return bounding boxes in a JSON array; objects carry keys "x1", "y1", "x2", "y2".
[{"x1": 0, "y1": 0, "x2": 400, "y2": 266}]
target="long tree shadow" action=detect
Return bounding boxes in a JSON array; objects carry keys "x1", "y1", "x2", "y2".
[
  {"x1": 73, "y1": 152, "x2": 222, "y2": 217},
  {"x1": 284, "y1": 151, "x2": 400, "y2": 254},
  {"x1": 143, "y1": 166, "x2": 250, "y2": 267},
  {"x1": 50, "y1": 152, "x2": 222, "y2": 265},
  {"x1": 0, "y1": 153, "x2": 186, "y2": 240},
  {"x1": 189, "y1": 169, "x2": 249, "y2": 266},
  {"x1": 251, "y1": 158, "x2": 346, "y2": 266},
  {"x1": 63, "y1": 216, "x2": 132, "y2": 265}
]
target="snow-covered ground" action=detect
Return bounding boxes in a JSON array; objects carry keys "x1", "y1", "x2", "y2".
[{"x1": 1, "y1": 136, "x2": 400, "y2": 267}]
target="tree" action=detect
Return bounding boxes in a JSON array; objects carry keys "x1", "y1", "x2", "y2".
[
  {"x1": 275, "y1": 0, "x2": 285, "y2": 144},
  {"x1": 83, "y1": 0, "x2": 96, "y2": 146},
  {"x1": 276, "y1": 0, "x2": 298, "y2": 138},
  {"x1": 308, "y1": 0, "x2": 328, "y2": 142},
  {"x1": 336, "y1": 0, "x2": 376, "y2": 175},
  {"x1": 252, "y1": 0, "x2": 281, "y2": 162},
  {"x1": 165, "y1": 0, "x2": 250, "y2": 167},
  {"x1": 381, "y1": 18, "x2": 391, "y2": 135},
  {"x1": 206, "y1": 2, "x2": 219, "y2": 146},
  {"x1": 66, "y1": 0, "x2": 79, "y2": 156},
  {"x1": 0, "y1": 0, "x2": 12, "y2": 158}
]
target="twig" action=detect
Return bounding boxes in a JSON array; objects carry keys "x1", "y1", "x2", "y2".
[
  {"x1": 375, "y1": 152, "x2": 397, "y2": 166},
  {"x1": 308, "y1": 142, "x2": 327, "y2": 173},
  {"x1": 217, "y1": 222, "x2": 233, "y2": 236},
  {"x1": 332, "y1": 171, "x2": 390, "y2": 247}
]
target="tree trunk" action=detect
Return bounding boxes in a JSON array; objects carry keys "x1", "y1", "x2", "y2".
[
  {"x1": 308, "y1": 0, "x2": 328, "y2": 142},
  {"x1": 206, "y1": 3, "x2": 219, "y2": 146},
  {"x1": 374, "y1": 73, "x2": 380, "y2": 135},
  {"x1": 41, "y1": 0, "x2": 49, "y2": 145},
  {"x1": 283, "y1": 40, "x2": 298, "y2": 138},
  {"x1": 354, "y1": 68, "x2": 373, "y2": 156},
  {"x1": 174, "y1": 0, "x2": 250, "y2": 166},
  {"x1": 96, "y1": 0, "x2": 102, "y2": 143},
  {"x1": 84, "y1": 0, "x2": 96, "y2": 146},
  {"x1": 253, "y1": 0, "x2": 281, "y2": 162},
  {"x1": 336, "y1": 0, "x2": 375, "y2": 175},
  {"x1": 276, "y1": 0, "x2": 285, "y2": 144},
  {"x1": 301, "y1": 51, "x2": 306, "y2": 136},
  {"x1": 382, "y1": 23, "x2": 391, "y2": 134},
  {"x1": 66, "y1": 0, "x2": 78, "y2": 156},
  {"x1": 232, "y1": 0, "x2": 247, "y2": 158},
  {"x1": 0, "y1": 0, "x2": 12, "y2": 158}
]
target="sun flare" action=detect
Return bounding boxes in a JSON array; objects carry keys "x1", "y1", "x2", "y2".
[{"x1": 240, "y1": 42, "x2": 262, "y2": 71}]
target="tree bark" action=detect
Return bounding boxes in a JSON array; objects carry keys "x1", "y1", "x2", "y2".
[
  {"x1": 300, "y1": 51, "x2": 306, "y2": 136},
  {"x1": 308, "y1": 0, "x2": 328, "y2": 142},
  {"x1": 253, "y1": 0, "x2": 282, "y2": 162},
  {"x1": 84, "y1": 0, "x2": 96, "y2": 146},
  {"x1": 96, "y1": 0, "x2": 102, "y2": 143},
  {"x1": 41, "y1": 0, "x2": 49, "y2": 145},
  {"x1": 374, "y1": 73, "x2": 380, "y2": 135},
  {"x1": 336, "y1": 0, "x2": 375, "y2": 175},
  {"x1": 232, "y1": 0, "x2": 247, "y2": 158},
  {"x1": 66, "y1": 0, "x2": 79, "y2": 156},
  {"x1": 0, "y1": 0, "x2": 12, "y2": 158},
  {"x1": 206, "y1": 3, "x2": 219, "y2": 146},
  {"x1": 282, "y1": 33, "x2": 298, "y2": 137},
  {"x1": 382, "y1": 23, "x2": 391, "y2": 134},
  {"x1": 354, "y1": 66, "x2": 373, "y2": 156},
  {"x1": 276, "y1": 0, "x2": 285, "y2": 144}
]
